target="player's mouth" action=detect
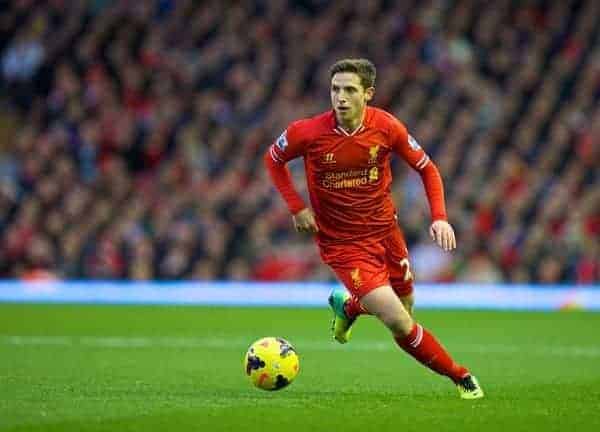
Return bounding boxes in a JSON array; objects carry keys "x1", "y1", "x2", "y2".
[{"x1": 336, "y1": 106, "x2": 350, "y2": 113}]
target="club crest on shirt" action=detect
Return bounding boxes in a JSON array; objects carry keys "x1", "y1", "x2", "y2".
[
  {"x1": 350, "y1": 268, "x2": 362, "y2": 288},
  {"x1": 408, "y1": 134, "x2": 421, "y2": 151},
  {"x1": 368, "y1": 145, "x2": 380, "y2": 163},
  {"x1": 276, "y1": 131, "x2": 288, "y2": 151}
]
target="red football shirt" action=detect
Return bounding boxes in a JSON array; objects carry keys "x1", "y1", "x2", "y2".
[{"x1": 266, "y1": 106, "x2": 446, "y2": 245}]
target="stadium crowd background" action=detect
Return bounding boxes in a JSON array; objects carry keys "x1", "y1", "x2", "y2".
[{"x1": 0, "y1": 0, "x2": 598, "y2": 284}]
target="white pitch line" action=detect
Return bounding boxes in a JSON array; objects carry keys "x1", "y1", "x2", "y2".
[{"x1": 1, "y1": 335, "x2": 600, "y2": 358}]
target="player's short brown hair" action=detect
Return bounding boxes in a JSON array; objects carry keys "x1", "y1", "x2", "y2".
[{"x1": 329, "y1": 58, "x2": 376, "y2": 90}]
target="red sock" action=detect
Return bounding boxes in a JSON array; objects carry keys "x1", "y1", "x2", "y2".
[
  {"x1": 344, "y1": 295, "x2": 369, "y2": 319},
  {"x1": 395, "y1": 323, "x2": 469, "y2": 383}
]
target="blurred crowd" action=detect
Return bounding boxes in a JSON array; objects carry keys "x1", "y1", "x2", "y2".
[{"x1": 0, "y1": 0, "x2": 598, "y2": 284}]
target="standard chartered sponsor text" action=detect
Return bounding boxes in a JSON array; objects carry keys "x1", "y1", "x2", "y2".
[
  {"x1": 322, "y1": 169, "x2": 377, "y2": 189},
  {"x1": 324, "y1": 169, "x2": 368, "y2": 179}
]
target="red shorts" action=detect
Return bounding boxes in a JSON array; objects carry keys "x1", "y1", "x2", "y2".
[{"x1": 319, "y1": 228, "x2": 414, "y2": 299}]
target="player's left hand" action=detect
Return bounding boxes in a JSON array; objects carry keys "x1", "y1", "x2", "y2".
[{"x1": 429, "y1": 220, "x2": 456, "y2": 251}]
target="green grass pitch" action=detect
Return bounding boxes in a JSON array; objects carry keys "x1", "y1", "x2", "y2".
[{"x1": 1, "y1": 304, "x2": 599, "y2": 431}]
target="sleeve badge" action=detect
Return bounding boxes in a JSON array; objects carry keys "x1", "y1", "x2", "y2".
[
  {"x1": 276, "y1": 130, "x2": 288, "y2": 151},
  {"x1": 408, "y1": 134, "x2": 421, "y2": 151}
]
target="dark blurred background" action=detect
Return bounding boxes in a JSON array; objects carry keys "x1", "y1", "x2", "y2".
[{"x1": 0, "y1": 0, "x2": 598, "y2": 284}]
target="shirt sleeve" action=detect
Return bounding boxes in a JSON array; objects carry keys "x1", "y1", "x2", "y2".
[
  {"x1": 389, "y1": 118, "x2": 430, "y2": 171},
  {"x1": 390, "y1": 117, "x2": 447, "y2": 221},
  {"x1": 268, "y1": 121, "x2": 307, "y2": 164},
  {"x1": 264, "y1": 122, "x2": 308, "y2": 214}
]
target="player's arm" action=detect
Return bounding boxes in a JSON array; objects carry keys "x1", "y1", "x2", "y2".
[
  {"x1": 263, "y1": 123, "x2": 318, "y2": 234},
  {"x1": 391, "y1": 120, "x2": 456, "y2": 251}
]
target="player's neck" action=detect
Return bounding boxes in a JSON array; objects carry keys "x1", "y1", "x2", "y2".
[{"x1": 336, "y1": 108, "x2": 366, "y2": 135}]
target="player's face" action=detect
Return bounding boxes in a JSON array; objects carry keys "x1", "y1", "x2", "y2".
[{"x1": 330, "y1": 73, "x2": 374, "y2": 128}]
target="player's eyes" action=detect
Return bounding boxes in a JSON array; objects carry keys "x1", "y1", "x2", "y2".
[{"x1": 332, "y1": 87, "x2": 358, "y2": 93}]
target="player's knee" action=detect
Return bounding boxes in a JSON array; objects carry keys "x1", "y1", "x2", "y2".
[
  {"x1": 379, "y1": 310, "x2": 413, "y2": 337},
  {"x1": 391, "y1": 315, "x2": 414, "y2": 337}
]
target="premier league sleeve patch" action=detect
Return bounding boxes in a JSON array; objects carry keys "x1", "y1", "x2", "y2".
[
  {"x1": 408, "y1": 134, "x2": 421, "y2": 151},
  {"x1": 276, "y1": 130, "x2": 288, "y2": 151}
]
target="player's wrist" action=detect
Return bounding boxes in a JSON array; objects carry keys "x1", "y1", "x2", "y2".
[{"x1": 291, "y1": 206, "x2": 308, "y2": 215}]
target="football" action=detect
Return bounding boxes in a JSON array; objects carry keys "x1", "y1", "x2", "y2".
[{"x1": 244, "y1": 337, "x2": 300, "y2": 391}]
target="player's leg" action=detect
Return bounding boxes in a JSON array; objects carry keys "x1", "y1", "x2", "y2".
[
  {"x1": 329, "y1": 289, "x2": 369, "y2": 320},
  {"x1": 385, "y1": 227, "x2": 416, "y2": 317},
  {"x1": 399, "y1": 292, "x2": 414, "y2": 317},
  {"x1": 360, "y1": 285, "x2": 484, "y2": 399},
  {"x1": 327, "y1": 231, "x2": 414, "y2": 342},
  {"x1": 388, "y1": 258, "x2": 414, "y2": 316},
  {"x1": 389, "y1": 265, "x2": 414, "y2": 316},
  {"x1": 359, "y1": 285, "x2": 412, "y2": 335},
  {"x1": 327, "y1": 264, "x2": 384, "y2": 343},
  {"x1": 328, "y1": 289, "x2": 365, "y2": 343},
  {"x1": 327, "y1": 255, "x2": 387, "y2": 343}
]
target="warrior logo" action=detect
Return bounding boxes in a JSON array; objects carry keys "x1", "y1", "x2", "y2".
[{"x1": 322, "y1": 153, "x2": 336, "y2": 164}]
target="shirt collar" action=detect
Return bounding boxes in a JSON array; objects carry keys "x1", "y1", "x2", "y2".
[{"x1": 330, "y1": 106, "x2": 372, "y2": 136}]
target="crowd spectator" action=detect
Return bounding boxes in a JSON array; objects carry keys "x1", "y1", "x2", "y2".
[{"x1": 0, "y1": 0, "x2": 598, "y2": 284}]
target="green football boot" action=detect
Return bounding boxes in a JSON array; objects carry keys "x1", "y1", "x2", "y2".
[
  {"x1": 456, "y1": 375, "x2": 484, "y2": 400},
  {"x1": 328, "y1": 289, "x2": 356, "y2": 344}
]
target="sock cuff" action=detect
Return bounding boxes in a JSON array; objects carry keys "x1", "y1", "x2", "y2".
[{"x1": 404, "y1": 323, "x2": 423, "y2": 348}]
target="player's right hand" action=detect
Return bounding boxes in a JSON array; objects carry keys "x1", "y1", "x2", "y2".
[{"x1": 293, "y1": 208, "x2": 319, "y2": 234}]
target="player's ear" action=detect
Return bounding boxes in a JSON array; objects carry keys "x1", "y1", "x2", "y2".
[{"x1": 365, "y1": 87, "x2": 375, "y2": 102}]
